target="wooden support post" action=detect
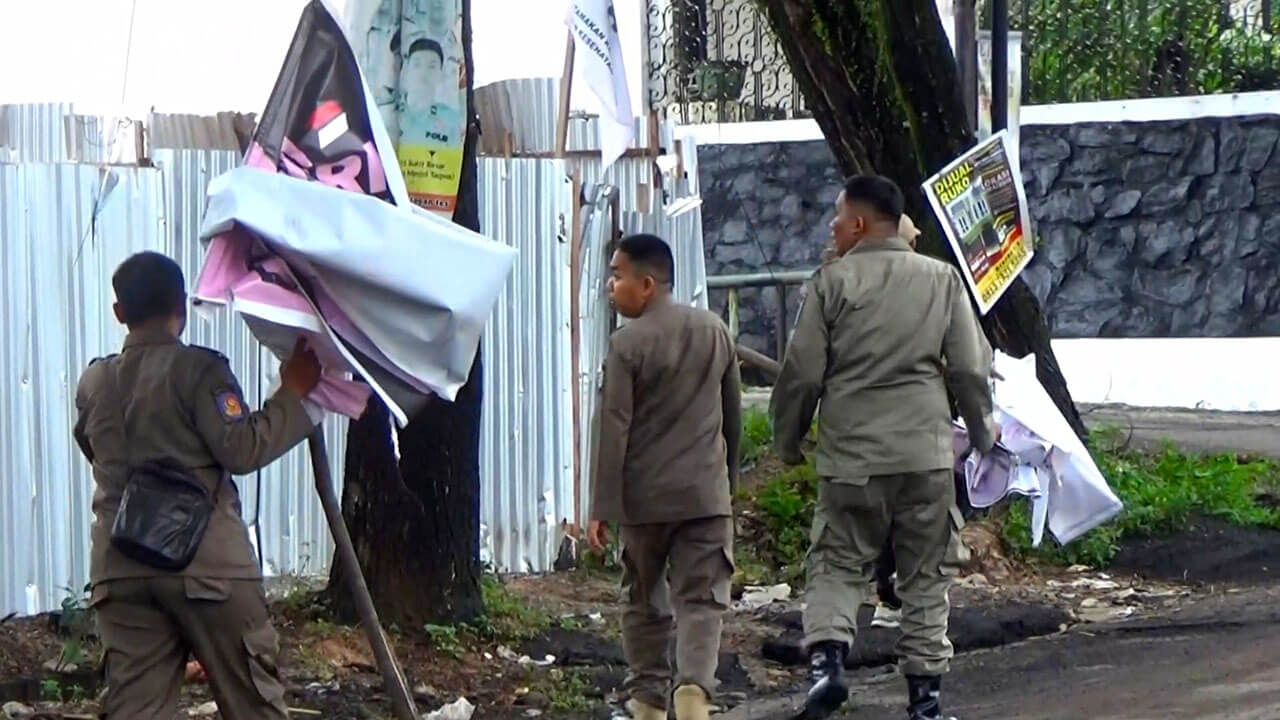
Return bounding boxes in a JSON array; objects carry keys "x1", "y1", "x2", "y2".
[
  {"x1": 609, "y1": 189, "x2": 621, "y2": 332},
  {"x1": 775, "y1": 283, "x2": 788, "y2": 362},
  {"x1": 557, "y1": 31, "x2": 577, "y2": 157},
  {"x1": 727, "y1": 288, "x2": 739, "y2": 339},
  {"x1": 308, "y1": 432, "x2": 417, "y2": 720},
  {"x1": 569, "y1": 166, "x2": 583, "y2": 526},
  {"x1": 736, "y1": 343, "x2": 780, "y2": 381}
]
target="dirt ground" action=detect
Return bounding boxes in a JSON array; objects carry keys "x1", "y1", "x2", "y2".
[
  {"x1": 0, "y1": 559, "x2": 1229, "y2": 719},
  {"x1": 3, "y1": 515, "x2": 1279, "y2": 719}
]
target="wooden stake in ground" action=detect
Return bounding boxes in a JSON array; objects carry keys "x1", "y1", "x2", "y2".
[
  {"x1": 557, "y1": 30, "x2": 576, "y2": 157},
  {"x1": 308, "y1": 431, "x2": 417, "y2": 720}
]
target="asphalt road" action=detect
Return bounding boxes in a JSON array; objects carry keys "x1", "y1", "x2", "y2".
[
  {"x1": 744, "y1": 390, "x2": 1280, "y2": 460},
  {"x1": 718, "y1": 584, "x2": 1280, "y2": 720},
  {"x1": 1079, "y1": 404, "x2": 1280, "y2": 459}
]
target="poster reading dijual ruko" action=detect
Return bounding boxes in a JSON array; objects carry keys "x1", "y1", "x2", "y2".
[
  {"x1": 348, "y1": 0, "x2": 466, "y2": 217},
  {"x1": 923, "y1": 130, "x2": 1035, "y2": 315}
]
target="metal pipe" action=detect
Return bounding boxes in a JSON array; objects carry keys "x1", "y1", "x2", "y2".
[
  {"x1": 992, "y1": 0, "x2": 1010, "y2": 131},
  {"x1": 707, "y1": 269, "x2": 813, "y2": 289},
  {"x1": 308, "y1": 432, "x2": 418, "y2": 720}
]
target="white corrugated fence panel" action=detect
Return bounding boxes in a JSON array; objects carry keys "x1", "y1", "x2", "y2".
[
  {"x1": 477, "y1": 158, "x2": 576, "y2": 573},
  {"x1": 0, "y1": 151, "x2": 346, "y2": 616}
]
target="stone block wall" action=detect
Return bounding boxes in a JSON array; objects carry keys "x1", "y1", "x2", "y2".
[
  {"x1": 1021, "y1": 117, "x2": 1280, "y2": 337},
  {"x1": 698, "y1": 113, "x2": 1280, "y2": 351},
  {"x1": 698, "y1": 141, "x2": 841, "y2": 359}
]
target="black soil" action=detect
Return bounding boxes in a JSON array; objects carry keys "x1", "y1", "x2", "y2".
[
  {"x1": 1112, "y1": 516, "x2": 1280, "y2": 584},
  {"x1": 761, "y1": 603, "x2": 1070, "y2": 669},
  {"x1": 517, "y1": 627, "x2": 754, "y2": 706}
]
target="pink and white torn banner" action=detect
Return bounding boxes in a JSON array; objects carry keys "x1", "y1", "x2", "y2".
[
  {"x1": 192, "y1": 0, "x2": 515, "y2": 426},
  {"x1": 195, "y1": 168, "x2": 514, "y2": 426}
]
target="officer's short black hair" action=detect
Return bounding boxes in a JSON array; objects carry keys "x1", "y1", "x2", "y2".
[
  {"x1": 407, "y1": 38, "x2": 445, "y2": 65},
  {"x1": 617, "y1": 234, "x2": 674, "y2": 287},
  {"x1": 842, "y1": 175, "x2": 905, "y2": 221},
  {"x1": 112, "y1": 251, "x2": 186, "y2": 326}
]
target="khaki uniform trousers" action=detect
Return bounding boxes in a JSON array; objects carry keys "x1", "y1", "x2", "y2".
[
  {"x1": 92, "y1": 576, "x2": 288, "y2": 720},
  {"x1": 620, "y1": 515, "x2": 734, "y2": 710},
  {"x1": 803, "y1": 470, "x2": 968, "y2": 676}
]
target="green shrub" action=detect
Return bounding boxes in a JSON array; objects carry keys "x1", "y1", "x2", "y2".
[{"x1": 1004, "y1": 428, "x2": 1280, "y2": 567}]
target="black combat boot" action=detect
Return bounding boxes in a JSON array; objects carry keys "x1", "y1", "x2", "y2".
[
  {"x1": 907, "y1": 675, "x2": 956, "y2": 720},
  {"x1": 794, "y1": 640, "x2": 849, "y2": 719}
]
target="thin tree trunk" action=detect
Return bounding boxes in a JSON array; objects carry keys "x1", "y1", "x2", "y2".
[
  {"x1": 758, "y1": 0, "x2": 1086, "y2": 439},
  {"x1": 327, "y1": 0, "x2": 484, "y2": 627}
]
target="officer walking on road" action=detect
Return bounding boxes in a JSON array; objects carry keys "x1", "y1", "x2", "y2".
[
  {"x1": 74, "y1": 251, "x2": 322, "y2": 719},
  {"x1": 587, "y1": 234, "x2": 742, "y2": 720},
  {"x1": 771, "y1": 177, "x2": 996, "y2": 720}
]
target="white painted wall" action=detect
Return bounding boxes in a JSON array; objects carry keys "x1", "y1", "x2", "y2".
[{"x1": 1053, "y1": 338, "x2": 1280, "y2": 412}]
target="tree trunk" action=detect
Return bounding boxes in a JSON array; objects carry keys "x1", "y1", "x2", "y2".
[
  {"x1": 758, "y1": 0, "x2": 1086, "y2": 439},
  {"x1": 326, "y1": 0, "x2": 484, "y2": 627}
]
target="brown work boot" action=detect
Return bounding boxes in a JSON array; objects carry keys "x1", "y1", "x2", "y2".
[
  {"x1": 673, "y1": 684, "x2": 712, "y2": 720},
  {"x1": 625, "y1": 697, "x2": 667, "y2": 720}
]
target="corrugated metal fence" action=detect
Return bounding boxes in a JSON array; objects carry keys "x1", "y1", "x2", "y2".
[
  {"x1": 0, "y1": 150, "x2": 346, "y2": 616},
  {"x1": 1, "y1": 104, "x2": 708, "y2": 616},
  {"x1": 477, "y1": 158, "x2": 575, "y2": 573}
]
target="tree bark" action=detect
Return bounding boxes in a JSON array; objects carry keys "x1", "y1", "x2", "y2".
[
  {"x1": 758, "y1": 0, "x2": 1086, "y2": 439},
  {"x1": 327, "y1": 0, "x2": 484, "y2": 627}
]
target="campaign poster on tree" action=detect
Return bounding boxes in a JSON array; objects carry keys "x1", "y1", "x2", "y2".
[
  {"x1": 923, "y1": 130, "x2": 1035, "y2": 314},
  {"x1": 348, "y1": 0, "x2": 467, "y2": 217}
]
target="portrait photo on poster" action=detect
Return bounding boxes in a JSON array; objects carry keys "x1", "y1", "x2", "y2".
[{"x1": 349, "y1": 0, "x2": 468, "y2": 216}]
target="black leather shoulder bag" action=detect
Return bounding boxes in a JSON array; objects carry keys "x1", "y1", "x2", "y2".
[{"x1": 104, "y1": 361, "x2": 219, "y2": 572}]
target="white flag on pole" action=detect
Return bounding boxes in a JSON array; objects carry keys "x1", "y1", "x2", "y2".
[{"x1": 567, "y1": 0, "x2": 634, "y2": 169}]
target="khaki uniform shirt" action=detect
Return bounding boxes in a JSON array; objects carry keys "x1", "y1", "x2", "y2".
[
  {"x1": 591, "y1": 295, "x2": 742, "y2": 525},
  {"x1": 74, "y1": 328, "x2": 316, "y2": 583},
  {"x1": 772, "y1": 236, "x2": 995, "y2": 479}
]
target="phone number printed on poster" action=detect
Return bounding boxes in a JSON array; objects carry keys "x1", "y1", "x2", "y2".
[{"x1": 924, "y1": 131, "x2": 1035, "y2": 315}]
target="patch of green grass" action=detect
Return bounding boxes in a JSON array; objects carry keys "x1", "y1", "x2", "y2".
[
  {"x1": 1004, "y1": 427, "x2": 1280, "y2": 567},
  {"x1": 733, "y1": 408, "x2": 823, "y2": 584},
  {"x1": 540, "y1": 669, "x2": 595, "y2": 713},
  {"x1": 424, "y1": 623, "x2": 464, "y2": 659},
  {"x1": 40, "y1": 678, "x2": 63, "y2": 703},
  {"x1": 745, "y1": 461, "x2": 820, "y2": 584},
  {"x1": 731, "y1": 542, "x2": 776, "y2": 586},
  {"x1": 740, "y1": 409, "x2": 774, "y2": 466},
  {"x1": 468, "y1": 574, "x2": 554, "y2": 641},
  {"x1": 54, "y1": 586, "x2": 95, "y2": 671}
]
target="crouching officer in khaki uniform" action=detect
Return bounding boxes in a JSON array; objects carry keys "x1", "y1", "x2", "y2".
[
  {"x1": 771, "y1": 177, "x2": 996, "y2": 720},
  {"x1": 586, "y1": 234, "x2": 742, "y2": 720},
  {"x1": 73, "y1": 251, "x2": 322, "y2": 719}
]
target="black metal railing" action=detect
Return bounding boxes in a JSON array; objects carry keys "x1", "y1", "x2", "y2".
[
  {"x1": 708, "y1": 269, "x2": 814, "y2": 373},
  {"x1": 1007, "y1": 0, "x2": 1280, "y2": 103},
  {"x1": 647, "y1": 0, "x2": 1279, "y2": 125},
  {"x1": 646, "y1": 0, "x2": 808, "y2": 124}
]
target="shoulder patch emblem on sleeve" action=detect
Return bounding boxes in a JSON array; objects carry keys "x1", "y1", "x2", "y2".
[{"x1": 216, "y1": 390, "x2": 246, "y2": 421}]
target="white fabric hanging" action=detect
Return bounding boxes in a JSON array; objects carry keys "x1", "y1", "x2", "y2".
[{"x1": 954, "y1": 352, "x2": 1123, "y2": 547}]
